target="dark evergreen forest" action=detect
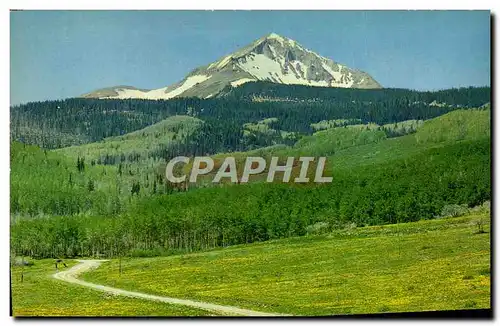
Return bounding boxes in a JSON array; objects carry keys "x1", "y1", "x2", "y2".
[{"x1": 11, "y1": 83, "x2": 490, "y2": 152}]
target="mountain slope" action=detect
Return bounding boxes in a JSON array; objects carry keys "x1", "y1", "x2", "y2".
[
  {"x1": 58, "y1": 115, "x2": 204, "y2": 163},
  {"x1": 81, "y1": 33, "x2": 382, "y2": 100}
]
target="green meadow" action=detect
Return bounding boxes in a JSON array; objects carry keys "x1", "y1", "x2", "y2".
[
  {"x1": 10, "y1": 260, "x2": 214, "y2": 317},
  {"x1": 78, "y1": 213, "x2": 490, "y2": 316}
]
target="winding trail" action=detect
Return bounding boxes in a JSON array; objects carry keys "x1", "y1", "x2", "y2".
[{"x1": 53, "y1": 260, "x2": 287, "y2": 317}]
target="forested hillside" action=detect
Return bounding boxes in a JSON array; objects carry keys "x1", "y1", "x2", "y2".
[
  {"x1": 10, "y1": 109, "x2": 491, "y2": 258},
  {"x1": 59, "y1": 115, "x2": 204, "y2": 164},
  {"x1": 220, "y1": 81, "x2": 490, "y2": 106},
  {"x1": 11, "y1": 85, "x2": 490, "y2": 155}
]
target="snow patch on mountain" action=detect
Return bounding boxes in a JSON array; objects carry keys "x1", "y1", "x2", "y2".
[
  {"x1": 231, "y1": 78, "x2": 257, "y2": 87},
  {"x1": 268, "y1": 44, "x2": 278, "y2": 59},
  {"x1": 208, "y1": 55, "x2": 232, "y2": 70},
  {"x1": 142, "y1": 86, "x2": 170, "y2": 99},
  {"x1": 239, "y1": 53, "x2": 327, "y2": 86},
  {"x1": 111, "y1": 88, "x2": 153, "y2": 99},
  {"x1": 321, "y1": 62, "x2": 341, "y2": 81},
  {"x1": 236, "y1": 53, "x2": 355, "y2": 88},
  {"x1": 98, "y1": 75, "x2": 211, "y2": 100},
  {"x1": 163, "y1": 75, "x2": 212, "y2": 99}
]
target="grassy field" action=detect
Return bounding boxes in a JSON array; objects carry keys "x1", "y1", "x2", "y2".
[
  {"x1": 10, "y1": 259, "x2": 215, "y2": 316},
  {"x1": 77, "y1": 213, "x2": 491, "y2": 316}
]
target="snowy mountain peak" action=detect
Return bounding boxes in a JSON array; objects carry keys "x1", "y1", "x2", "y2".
[
  {"x1": 262, "y1": 32, "x2": 293, "y2": 44},
  {"x1": 266, "y1": 32, "x2": 283, "y2": 39},
  {"x1": 81, "y1": 34, "x2": 382, "y2": 100}
]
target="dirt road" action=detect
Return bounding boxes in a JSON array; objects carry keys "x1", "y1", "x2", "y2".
[{"x1": 53, "y1": 260, "x2": 288, "y2": 317}]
